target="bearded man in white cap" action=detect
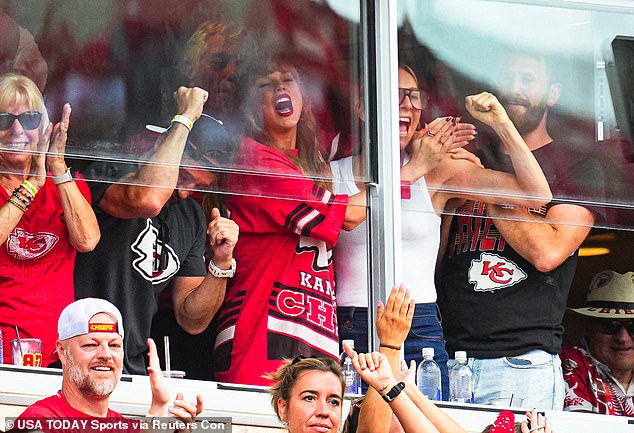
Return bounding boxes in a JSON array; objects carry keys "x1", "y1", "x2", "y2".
[
  {"x1": 17, "y1": 298, "x2": 203, "y2": 421},
  {"x1": 562, "y1": 270, "x2": 634, "y2": 416}
]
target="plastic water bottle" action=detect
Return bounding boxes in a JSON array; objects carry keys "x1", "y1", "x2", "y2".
[
  {"x1": 449, "y1": 351, "x2": 474, "y2": 403},
  {"x1": 341, "y1": 340, "x2": 362, "y2": 394},
  {"x1": 417, "y1": 347, "x2": 442, "y2": 400}
]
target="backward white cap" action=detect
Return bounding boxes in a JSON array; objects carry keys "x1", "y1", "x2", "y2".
[{"x1": 58, "y1": 298, "x2": 124, "y2": 341}]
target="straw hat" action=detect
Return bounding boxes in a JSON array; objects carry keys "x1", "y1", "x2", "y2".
[{"x1": 570, "y1": 270, "x2": 634, "y2": 319}]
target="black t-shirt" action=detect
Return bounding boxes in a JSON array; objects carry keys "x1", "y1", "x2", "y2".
[
  {"x1": 74, "y1": 162, "x2": 206, "y2": 374},
  {"x1": 437, "y1": 141, "x2": 606, "y2": 358}
]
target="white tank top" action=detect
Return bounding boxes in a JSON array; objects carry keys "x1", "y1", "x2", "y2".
[{"x1": 331, "y1": 155, "x2": 441, "y2": 307}]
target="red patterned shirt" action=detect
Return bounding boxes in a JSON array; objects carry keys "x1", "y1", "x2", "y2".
[{"x1": 562, "y1": 344, "x2": 634, "y2": 416}]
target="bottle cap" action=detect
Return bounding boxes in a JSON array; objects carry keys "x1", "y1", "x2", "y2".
[
  {"x1": 455, "y1": 351, "x2": 467, "y2": 361},
  {"x1": 342, "y1": 339, "x2": 355, "y2": 349},
  {"x1": 422, "y1": 347, "x2": 434, "y2": 358}
]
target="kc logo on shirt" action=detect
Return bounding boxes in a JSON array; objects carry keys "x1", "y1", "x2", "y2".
[
  {"x1": 468, "y1": 252, "x2": 527, "y2": 292},
  {"x1": 6, "y1": 228, "x2": 59, "y2": 260}
]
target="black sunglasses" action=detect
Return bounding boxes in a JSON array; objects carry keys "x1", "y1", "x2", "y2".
[
  {"x1": 0, "y1": 111, "x2": 42, "y2": 131},
  {"x1": 398, "y1": 88, "x2": 428, "y2": 110},
  {"x1": 595, "y1": 319, "x2": 634, "y2": 336}
]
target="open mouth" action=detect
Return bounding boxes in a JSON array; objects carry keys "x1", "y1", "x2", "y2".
[
  {"x1": 399, "y1": 117, "x2": 411, "y2": 136},
  {"x1": 275, "y1": 93, "x2": 294, "y2": 117},
  {"x1": 91, "y1": 365, "x2": 114, "y2": 372},
  {"x1": 1, "y1": 143, "x2": 28, "y2": 150}
]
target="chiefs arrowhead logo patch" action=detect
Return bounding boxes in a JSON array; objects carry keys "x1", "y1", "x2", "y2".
[
  {"x1": 7, "y1": 228, "x2": 59, "y2": 260},
  {"x1": 468, "y1": 252, "x2": 527, "y2": 292}
]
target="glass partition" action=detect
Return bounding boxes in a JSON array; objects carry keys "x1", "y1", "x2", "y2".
[
  {"x1": 395, "y1": 0, "x2": 634, "y2": 230},
  {"x1": 0, "y1": 0, "x2": 372, "y2": 205}
]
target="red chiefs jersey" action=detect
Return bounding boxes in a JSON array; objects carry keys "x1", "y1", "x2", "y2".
[
  {"x1": 0, "y1": 176, "x2": 91, "y2": 365},
  {"x1": 213, "y1": 137, "x2": 348, "y2": 385}
]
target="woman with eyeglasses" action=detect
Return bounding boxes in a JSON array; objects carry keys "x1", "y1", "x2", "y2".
[
  {"x1": 332, "y1": 64, "x2": 553, "y2": 400},
  {"x1": 0, "y1": 73, "x2": 100, "y2": 365},
  {"x1": 212, "y1": 55, "x2": 365, "y2": 386}
]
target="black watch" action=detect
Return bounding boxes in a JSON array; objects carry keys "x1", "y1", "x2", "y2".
[{"x1": 382, "y1": 382, "x2": 406, "y2": 402}]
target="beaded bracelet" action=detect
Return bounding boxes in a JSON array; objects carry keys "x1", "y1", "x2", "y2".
[{"x1": 12, "y1": 190, "x2": 31, "y2": 209}]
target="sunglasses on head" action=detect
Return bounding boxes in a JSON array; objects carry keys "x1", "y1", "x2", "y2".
[
  {"x1": 291, "y1": 355, "x2": 319, "y2": 365},
  {"x1": 595, "y1": 319, "x2": 634, "y2": 336},
  {"x1": 0, "y1": 112, "x2": 42, "y2": 131}
]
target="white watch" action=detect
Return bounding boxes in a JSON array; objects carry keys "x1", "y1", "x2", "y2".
[
  {"x1": 207, "y1": 258, "x2": 236, "y2": 278},
  {"x1": 52, "y1": 167, "x2": 73, "y2": 185}
]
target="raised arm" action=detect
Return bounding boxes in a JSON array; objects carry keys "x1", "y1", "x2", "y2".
[
  {"x1": 98, "y1": 87, "x2": 208, "y2": 218},
  {"x1": 401, "y1": 117, "x2": 475, "y2": 185},
  {"x1": 146, "y1": 338, "x2": 203, "y2": 419},
  {"x1": 355, "y1": 284, "x2": 414, "y2": 433},
  {"x1": 171, "y1": 207, "x2": 239, "y2": 334},
  {"x1": 343, "y1": 344, "x2": 440, "y2": 433},
  {"x1": 47, "y1": 103, "x2": 100, "y2": 252},
  {"x1": 429, "y1": 92, "x2": 552, "y2": 210}
]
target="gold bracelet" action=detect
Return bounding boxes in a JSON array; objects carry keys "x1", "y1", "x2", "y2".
[{"x1": 8, "y1": 196, "x2": 27, "y2": 212}]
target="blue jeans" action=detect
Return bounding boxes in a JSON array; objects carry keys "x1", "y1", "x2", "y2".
[
  {"x1": 338, "y1": 303, "x2": 449, "y2": 400},
  {"x1": 458, "y1": 350, "x2": 564, "y2": 410}
]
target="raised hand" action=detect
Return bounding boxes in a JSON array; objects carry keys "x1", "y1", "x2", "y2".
[
  {"x1": 46, "y1": 102, "x2": 71, "y2": 178},
  {"x1": 343, "y1": 342, "x2": 397, "y2": 395},
  {"x1": 207, "y1": 207, "x2": 239, "y2": 270},
  {"x1": 396, "y1": 359, "x2": 417, "y2": 389},
  {"x1": 403, "y1": 117, "x2": 455, "y2": 179},
  {"x1": 464, "y1": 92, "x2": 511, "y2": 129},
  {"x1": 376, "y1": 284, "x2": 414, "y2": 350},
  {"x1": 173, "y1": 86, "x2": 208, "y2": 123},
  {"x1": 169, "y1": 392, "x2": 204, "y2": 427},
  {"x1": 146, "y1": 338, "x2": 204, "y2": 424},
  {"x1": 146, "y1": 338, "x2": 170, "y2": 416}
]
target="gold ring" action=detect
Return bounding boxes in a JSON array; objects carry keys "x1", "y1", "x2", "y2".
[{"x1": 427, "y1": 130, "x2": 435, "y2": 137}]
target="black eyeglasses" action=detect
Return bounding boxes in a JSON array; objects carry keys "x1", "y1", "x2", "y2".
[
  {"x1": 595, "y1": 320, "x2": 634, "y2": 336},
  {"x1": 398, "y1": 88, "x2": 427, "y2": 110},
  {"x1": 0, "y1": 112, "x2": 42, "y2": 131}
]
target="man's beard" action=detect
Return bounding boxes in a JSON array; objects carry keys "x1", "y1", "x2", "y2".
[
  {"x1": 66, "y1": 350, "x2": 120, "y2": 397},
  {"x1": 502, "y1": 96, "x2": 548, "y2": 136}
]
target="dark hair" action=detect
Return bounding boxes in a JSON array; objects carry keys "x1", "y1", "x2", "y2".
[{"x1": 266, "y1": 357, "x2": 345, "y2": 421}]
